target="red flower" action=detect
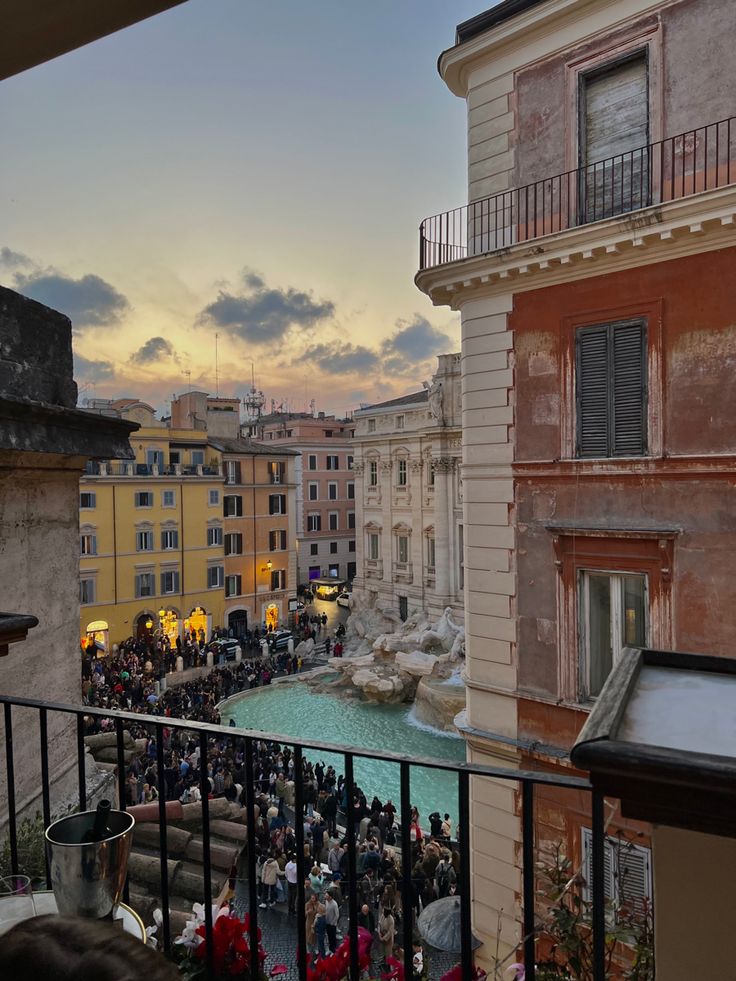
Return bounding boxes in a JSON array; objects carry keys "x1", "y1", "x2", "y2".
[{"x1": 193, "y1": 910, "x2": 267, "y2": 978}]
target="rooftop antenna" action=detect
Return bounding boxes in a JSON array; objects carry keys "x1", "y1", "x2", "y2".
[{"x1": 215, "y1": 332, "x2": 219, "y2": 397}]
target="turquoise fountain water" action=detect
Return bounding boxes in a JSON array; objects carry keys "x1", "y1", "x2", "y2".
[{"x1": 221, "y1": 686, "x2": 466, "y2": 829}]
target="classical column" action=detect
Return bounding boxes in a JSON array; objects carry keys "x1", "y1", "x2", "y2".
[
  {"x1": 380, "y1": 460, "x2": 393, "y2": 592},
  {"x1": 410, "y1": 458, "x2": 424, "y2": 598},
  {"x1": 432, "y1": 456, "x2": 454, "y2": 602},
  {"x1": 352, "y1": 462, "x2": 366, "y2": 592}
]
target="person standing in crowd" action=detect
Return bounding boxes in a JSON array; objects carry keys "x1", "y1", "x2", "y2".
[
  {"x1": 377, "y1": 905, "x2": 395, "y2": 966},
  {"x1": 285, "y1": 853, "x2": 298, "y2": 915},
  {"x1": 323, "y1": 892, "x2": 340, "y2": 953}
]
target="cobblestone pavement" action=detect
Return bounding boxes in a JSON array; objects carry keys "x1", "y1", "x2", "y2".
[{"x1": 233, "y1": 887, "x2": 459, "y2": 980}]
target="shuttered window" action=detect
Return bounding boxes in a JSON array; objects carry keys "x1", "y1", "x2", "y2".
[
  {"x1": 576, "y1": 320, "x2": 647, "y2": 458},
  {"x1": 580, "y1": 53, "x2": 649, "y2": 221},
  {"x1": 581, "y1": 829, "x2": 652, "y2": 916}
]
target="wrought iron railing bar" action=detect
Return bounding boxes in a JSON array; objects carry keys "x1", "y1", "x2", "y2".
[
  {"x1": 76, "y1": 714, "x2": 87, "y2": 812},
  {"x1": 344, "y1": 753, "x2": 360, "y2": 981},
  {"x1": 0, "y1": 693, "x2": 592, "y2": 790},
  {"x1": 39, "y1": 707, "x2": 52, "y2": 889},
  {"x1": 521, "y1": 781, "x2": 536, "y2": 981},
  {"x1": 244, "y1": 736, "x2": 260, "y2": 981},
  {"x1": 419, "y1": 114, "x2": 736, "y2": 268},
  {"x1": 293, "y1": 745, "x2": 308, "y2": 981},
  {"x1": 459, "y1": 770, "x2": 474, "y2": 981},
  {"x1": 399, "y1": 761, "x2": 413, "y2": 981},
  {"x1": 155, "y1": 722, "x2": 172, "y2": 955},
  {"x1": 199, "y1": 730, "x2": 214, "y2": 980},
  {"x1": 591, "y1": 789, "x2": 606, "y2": 981},
  {"x1": 115, "y1": 716, "x2": 130, "y2": 904},
  {"x1": 4, "y1": 702, "x2": 18, "y2": 876}
]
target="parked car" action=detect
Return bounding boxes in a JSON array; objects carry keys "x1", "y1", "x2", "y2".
[
  {"x1": 268, "y1": 629, "x2": 293, "y2": 651},
  {"x1": 336, "y1": 591, "x2": 351, "y2": 608},
  {"x1": 209, "y1": 639, "x2": 239, "y2": 661}
]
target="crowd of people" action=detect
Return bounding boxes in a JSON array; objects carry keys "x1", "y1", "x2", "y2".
[{"x1": 81, "y1": 636, "x2": 459, "y2": 977}]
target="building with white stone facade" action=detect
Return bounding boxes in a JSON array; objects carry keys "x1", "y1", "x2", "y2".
[{"x1": 352, "y1": 353, "x2": 464, "y2": 624}]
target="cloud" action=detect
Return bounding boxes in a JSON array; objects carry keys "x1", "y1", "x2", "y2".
[
  {"x1": 73, "y1": 353, "x2": 115, "y2": 382},
  {"x1": 130, "y1": 336, "x2": 176, "y2": 364},
  {"x1": 0, "y1": 246, "x2": 32, "y2": 269},
  {"x1": 14, "y1": 270, "x2": 130, "y2": 329},
  {"x1": 198, "y1": 270, "x2": 335, "y2": 344},
  {"x1": 380, "y1": 315, "x2": 454, "y2": 371},
  {"x1": 301, "y1": 342, "x2": 380, "y2": 375}
]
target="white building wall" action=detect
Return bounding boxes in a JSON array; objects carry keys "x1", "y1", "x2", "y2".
[{"x1": 352, "y1": 355, "x2": 464, "y2": 624}]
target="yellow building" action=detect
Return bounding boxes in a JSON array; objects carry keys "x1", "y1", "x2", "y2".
[{"x1": 79, "y1": 394, "x2": 297, "y2": 651}]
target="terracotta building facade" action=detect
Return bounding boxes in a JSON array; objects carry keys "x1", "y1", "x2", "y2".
[{"x1": 416, "y1": 0, "x2": 736, "y2": 961}]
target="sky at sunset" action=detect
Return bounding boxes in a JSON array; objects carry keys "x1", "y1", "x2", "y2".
[{"x1": 0, "y1": 0, "x2": 491, "y2": 418}]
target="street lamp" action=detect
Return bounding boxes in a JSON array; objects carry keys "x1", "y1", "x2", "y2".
[{"x1": 261, "y1": 559, "x2": 273, "y2": 573}]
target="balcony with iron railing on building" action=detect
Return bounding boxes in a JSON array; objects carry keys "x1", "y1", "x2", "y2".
[
  {"x1": 419, "y1": 116, "x2": 736, "y2": 271},
  {"x1": 85, "y1": 461, "x2": 223, "y2": 478}
]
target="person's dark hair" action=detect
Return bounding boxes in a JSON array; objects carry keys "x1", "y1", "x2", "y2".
[{"x1": 0, "y1": 915, "x2": 179, "y2": 981}]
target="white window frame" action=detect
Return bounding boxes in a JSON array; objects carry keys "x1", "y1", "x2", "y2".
[
  {"x1": 368, "y1": 533, "x2": 379, "y2": 561},
  {"x1": 578, "y1": 570, "x2": 648, "y2": 700},
  {"x1": 207, "y1": 525, "x2": 223, "y2": 547},
  {"x1": 160, "y1": 569, "x2": 180, "y2": 595},
  {"x1": 135, "y1": 572, "x2": 155, "y2": 598},
  {"x1": 209, "y1": 489, "x2": 221, "y2": 507},
  {"x1": 191, "y1": 449, "x2": 205, "y2": 467},
  {"x1": 328, "y1": 511, "x2": 339, "y2": 531},
  {"x1": 79, "y1": 578, "x2": 96, "y2": 604},
  {"x1": 208, "y1": 565, "x2": 224, "y2": 589},
  {"x1": 347, "y1": 481, "x2": 355, "y2": 500},
  {"x1": 308, "y1": 481, "x2": 319, "y2": 501},
  {"x1": 162, "y1": 490, "x2": 176, "y2": 508},
  {"x1": 310, "y1": 542, "x2": 319, "y2": 556},
  {"x1": 225, "y1": 574, "x2": 242, "y2": 598},
  {"x1": 397, "y1": 459, "x2": 407, "y2": 487},
  {"x1": 369, "y1": 461, "x2": 378, "y2": 487},
  {"x1": 224, "y1": 532, "x2": 243, "y2": 556},
  {"x1": 136, "y1": 529, "x2": 154, "y2": 552},
  {"x1": 327, "y1": 481, "x2": 338, "y2": 501},
  {"x1": 135, "y1": 491, "x2": 153, "y2": 508},
  {"x1": 307, "y1": 512, "x2": 321, "y2": 532},
  {"x1": 224, "y1": 494, "x2": 243, "y2": 518},
  {"x1": 80, "y1": 533, "x2": 97, "y2": 556},
  {"x1": 80, "y1": 492, "x2": 96, "y2": 509},
  {"x1": 326, "y1": 454, "x2": 339, "y2": 470},
  {"x1": 161, "y1": 528, "x2": 179, "y2": 551},
  {"x1": 308, "y1": 454, "x2": 318, "y2": 471},
  {"x1": 347, "y1": 455, "x2": 354, "y2": 470}
]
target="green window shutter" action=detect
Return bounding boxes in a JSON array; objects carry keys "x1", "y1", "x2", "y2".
[
  {"x1": 612, "y1": 321, "x2": 647, "y2": 456},
  {"x1": 576, "y1": 325, "x2": 610, "y2": 457}
]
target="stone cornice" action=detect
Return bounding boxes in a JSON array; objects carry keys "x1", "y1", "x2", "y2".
[
  {"x1": 415, "y1": 186, "x2": 736, "y2": 309},
  {"x1": 439, "y1": 0, "x2": 673, "y2": 96}
]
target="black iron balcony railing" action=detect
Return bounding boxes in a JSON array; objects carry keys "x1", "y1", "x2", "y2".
[
  {"x1": 0, "y1": 693, "x2": 610, "y2": 981},
  {"x1": 419, "y1": 116, "x2": 736, "y2": 271}
]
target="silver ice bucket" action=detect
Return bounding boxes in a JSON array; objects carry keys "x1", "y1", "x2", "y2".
[{"x1": 45, "y1": 809, "x2": 135, "y2": 918}]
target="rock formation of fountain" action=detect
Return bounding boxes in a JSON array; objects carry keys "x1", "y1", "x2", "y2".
[{"x1": 307, "y1": 593, "x2": 466, "y2": 732}]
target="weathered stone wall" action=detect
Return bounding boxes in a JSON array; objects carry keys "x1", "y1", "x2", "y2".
[{"x1": 0, "y1": 462, "x2": 84, "y2": 827}]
